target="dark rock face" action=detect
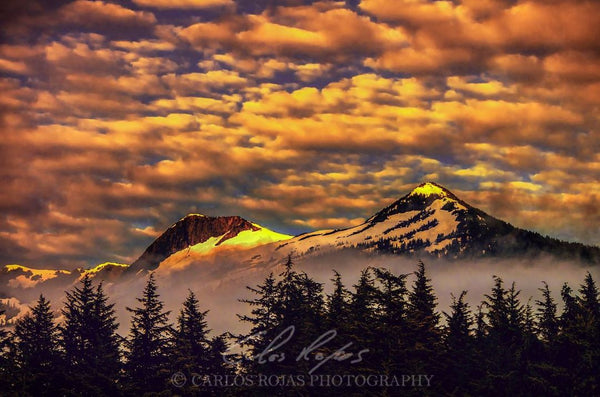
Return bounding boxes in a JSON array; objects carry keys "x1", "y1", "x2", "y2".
[{"x1": 128, "y1": 215, "x2": 259, "y2": 272}]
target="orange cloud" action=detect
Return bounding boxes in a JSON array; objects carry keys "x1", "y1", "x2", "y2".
[
  {"x1": 1, "y1": 0, "x2": 600, "y2": 268},
  {"x1": 59, "y1": 0, "x2": 156, "y2": 29},
  {"x1": 365, "y1": 45, "x2": 477, "y2": 75},
  {"x1": 0, "y1": 58, "x2": 28, "y2": 74},
  {"x1": 133, "y1": 0, "x2": 234, "y2": 8},
  {"x1": 181, "y1": 7, "x2": 406, "y2": 59},
  {"x1": 544, "y1": 51, "x2": 600, "y2": 83}
]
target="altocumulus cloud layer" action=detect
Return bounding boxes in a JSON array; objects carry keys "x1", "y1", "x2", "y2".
[{"x1": 0, "y1": 0, "x2": 599, "y2": 268}]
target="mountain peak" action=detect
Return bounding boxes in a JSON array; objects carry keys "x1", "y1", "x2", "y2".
[
  {"x1": 183, "y1": 213, "x2": 206, "y2": 218},
  {"x1": 174, "y1": 213, "x2": 206, "y2": 224},
  {"x1": 129, "y1": 215, "x2": 292, "y2": 273},
  {"x1": 129, "y1": 215, "x2": 258, "y2": 272},
  {"x1": 408, "y1": 182, "x2": 450, "y2": 198},
  {"x1": 367, "y1": 182, "x2": 462, "y2": 224}
]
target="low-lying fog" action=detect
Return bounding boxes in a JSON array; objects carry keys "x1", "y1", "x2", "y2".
[
  {"x1": 104, "y1": 251, "x2": 600, "y2": 337},
  {"x1": 3, "y1": 250, "x2": 597, "y2": 338}
]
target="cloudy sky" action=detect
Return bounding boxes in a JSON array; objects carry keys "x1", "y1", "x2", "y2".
[{"x1": 0, "y1": 0, "x2": 599, "y2": 268}]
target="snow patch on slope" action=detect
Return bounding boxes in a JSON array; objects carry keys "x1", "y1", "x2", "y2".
[
  {"x1": 158, "y1": 224, "x2": 292, "y2": 273},
  {"x1": 408, "y1": 182, "x2": 448, "y2": 198},
  {"x1": 279, "y1": 194, "x2": 464, "y2": 256},
  {"x1": 4, "y1": 264, "x2": 72, "y2": 289},
  {"x1": 82, "y1": 262, "x2": 129, "y2": 277}
]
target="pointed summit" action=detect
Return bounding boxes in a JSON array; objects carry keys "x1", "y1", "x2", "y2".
[
  {"x1": 408, "y1": 182, "x2": 451, "y2": 198},
  {"x1": 279, "y1": 182, "x2": 600, "y2": 264},
  {"x1": 368, "y1": 182, "x2": 464, "y2": 224}
]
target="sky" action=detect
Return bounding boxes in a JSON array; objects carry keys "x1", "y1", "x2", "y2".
[{"x1": 0, "y1": 0, "x2": 599, "y2": 269}]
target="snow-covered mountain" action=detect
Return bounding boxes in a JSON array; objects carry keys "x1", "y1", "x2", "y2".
[
  {"x1": 277, "y1": 182, "x2": 468, "y2": 256},
  {"x1": 2, "y1": 182, "x2": 600, "y2": 328},
  {"x1": 276, "y1": 182, "x2": 600, "y2": 262},
  {"x1": 124, "y1": 182, "x2": 600, "y2": 277},
  {"x1": 5, "y1": 182, "x2": 599, "y2": 282},
  {"x1": 127, "y1": 214, "x2": 292, "y2": 274}
]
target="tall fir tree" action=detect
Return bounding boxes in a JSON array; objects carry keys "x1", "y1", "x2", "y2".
[
  {"x1": 531, "y1": 283, "x2": 562, "y2": 395},
  {"x1": 237, "y1": 257, "x2": 330, "y2": 395},
  {"x1": 347, "y1": 267, "x2": 377, "y2": 374},
  {"x1": 444, "y1": 291, "x2": 472, "y2": 352},
  {"x1": 61, "y1": 275, "x2": 121, "y2": 395},
  {"x1": 520, "y1": 297, "x2": 546, "y2": 394},
  {"x1": 505, "y1": 282, "x2": 525, "y2": 337},
  {"x1": 0, "y1": 308, "x2": 12, "y2": 392},
  {"x1": 406, "y1": 261, "x2": 441, "y2": 376},
  {"x1": 206, "y1": 334, "x2": 234, "y2": 377},
  {"x1": 578, "y1": 272, "x2": 600, "y2": 321},
  {"x1": 12, "y1": 295, "x2": 62, "y2": 396},
  {"x1": 238, "y1": 272, "x2": 281, "y2": 375},
  {"x1": 442, "y1": 291, "x2": 477, "y2": 395},
  {"x1": 372, "y1": 267, "x2": 409, "y2": 375},
  {"x1": 481, "y1": 276, "x2": 511, "y2": 393},
  {"x1": 292, "y1": 270, "x2": 326, "y2": 372},
  {"x1": 125, "y1": 273, "x2": 173, "y2": 394},
  {"x1": 172, "y1": 289, "x2": 210, "y2": 392},
  {"x1": 485, "y1": 276, "x2": 509, "y2": 337},
  {"x1": 575, "y1": 272, "x2": 600, "y2": 393},
  {"x1": 239, "y1": 257, "x2": 326, "y2": 376},
  {"x1": 554, "y1": 283, "x2": 582, "y2": 394},
  {"x1": 326, "y1": 270, "x2": 350, "y2": 329},
  {"x1": 536, "y1": 282, "x2": 558, "y2": 344}
]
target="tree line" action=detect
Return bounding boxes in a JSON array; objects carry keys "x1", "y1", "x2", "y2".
[{"x1": 0, "y1": 258, "x2": 598, "y2": 396}]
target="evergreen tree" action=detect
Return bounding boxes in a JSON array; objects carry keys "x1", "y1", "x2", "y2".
[
  {"x1": 172, "y1": 290, "x2": 210, "y2": 393},
  {"x1": 442, "y1": 291, "x2": 477, "y2": 395},
  {"x1": 520, "y1": 297, "x2": 546, "y2": 394},
  {"x1": 326, "y1": 270, "x2": 350, "y2": 329},
  {"x1": 239, "y1": 257, "x2": 326, "y2": 378},
  {"x1": 60, "y1": 275, "x2": 121, "y2": 395},
  {"x1": 485, "y1": 276, "x2": 509, "y2": 337},
  {"x1": 12, "y1": 295, "x2": 62, "y2": 396},
  {"x1": 346, "y1": 267, "x2": 377, "y2": 374},
  {"x1": 555, "y1": 279, "x2": 600, "y2": 394},
  {"x1": 444, "y1": 291, "x2": 472, "y2": 353},
  {"x1": 206, "y1": 334, "x2": 233, "y2": 377},
  {"x1": 406, "y1": 261, "x2": 441, "y2": 378},
  {"x1": 506, "y1": 282, "x2": 525, "y2": 337},
  {"x1": 238, "y1": 272, "x2": 282, "y2": 375},
  {"x1": 125, "y1": 273, "x2": 173, "y2": 394},
  {"x1": 578, "y1": 272, "x2": 600, "y2": 320},
  {"x1": 533, "y1": 282, "x2": 560, "y2": 386},
  {"x1": 574, "y1": 272, "x2": 600, "y2": 393},
  {"x1": 536, "y1": 282, "x2": 558, "y2": 344},
  {"x1": 555, "y1": 282, "x2": 581, "y2": 394},
  {"x1": 372, "y1": 267, "x2": 409, "y2": 375},
  {"x1": 481, "y1": 276, "x2": 518, "y2": 393},
  {"x1": 292, "y1": 270, "x2": 326, "y2": 370},
  {"x1": 0, "y1": 308, "x2": 12, "y2": 392},
  {"x1": 523, "y1": 299, "x2": 536, "y2": 336}
]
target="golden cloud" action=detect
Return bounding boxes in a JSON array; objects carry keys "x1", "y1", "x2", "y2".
[
  {"x1": 133, "y1": 0, "x2": 234, "y2": 9},
  {"x1": 181, "y1": 7, "x2": 406, "y2": 59},
  {"x1": 59, "y1": 0, "x2": 157, "y2": 28},
  {"x1": 1, "y1": 0, "x2": 599, "y2": 267}
]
